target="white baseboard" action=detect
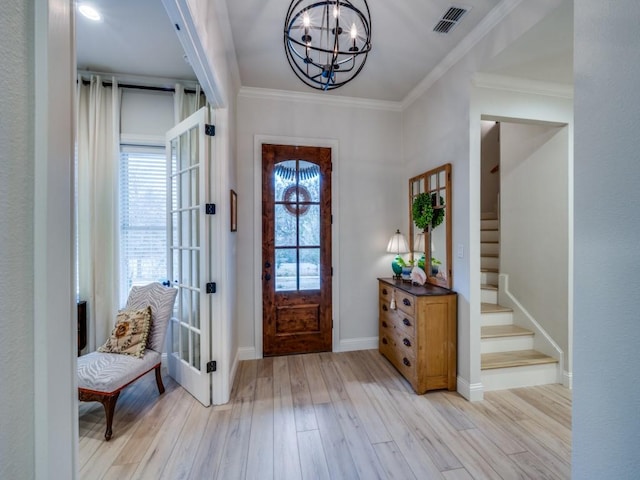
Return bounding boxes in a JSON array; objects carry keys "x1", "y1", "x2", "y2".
[
  {"x1": 563, "y1": 370, "x2": 573, "y2": 389},
  {"x1": 337, "y1": 336, "x2": 378, "y2": 352},
  {"x1": 229, "y1": 348, "x2": 241, "y2": 390},
  {"x1": 237, "y1": 346, "x2": 257, "y2": 361},
  {"x1": 457, "y1": 376, "x2": 484, "y2": 401}
]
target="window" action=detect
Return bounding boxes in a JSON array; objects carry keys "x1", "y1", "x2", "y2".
[{"x1": 119, "y1": 147, "x2": 168, "y2": 305}]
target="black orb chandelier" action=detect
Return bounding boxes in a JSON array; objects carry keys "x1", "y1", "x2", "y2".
[{"x1": 284, "y1": 0, "x2": 372, "y2": 91}]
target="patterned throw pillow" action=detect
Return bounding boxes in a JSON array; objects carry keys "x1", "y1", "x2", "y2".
[{"x1": 98, "y1": 306, "x2": 152, "y2": 358}]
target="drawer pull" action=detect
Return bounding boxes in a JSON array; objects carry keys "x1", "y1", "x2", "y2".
[
  {"x1": 403, "y1": 298, "x2": 411, "y2": 307},
  {"x1": 382, "y1": 321, "x2": 388, "y2": 328},
  {"x1": 382, "y1": 337, "x2": 388, "y2": 345},
  {"x1": 382, "y1": 304, "x2": 388, "y2": 312},
  {"x1": 403, "y1": 357, "x2": 411, "y2": 367},
  {"x1": 403, "y1": 338, "x2": 412, "y2": 347},
  {"x1": 403, "y1": 318, "x2": 411, "y2": 327},
  {"x1": 382, "y1": 288, "x2": 388, "y2": 295}
]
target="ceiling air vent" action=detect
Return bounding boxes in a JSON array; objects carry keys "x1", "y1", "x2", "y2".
[{"x1": 433, "y1": 6, "x2": 469, "y2": 34}]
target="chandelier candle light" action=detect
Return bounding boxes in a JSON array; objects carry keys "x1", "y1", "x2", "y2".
[{"x1": 284, "y1": 0, "x2": 372, "y2": 91}]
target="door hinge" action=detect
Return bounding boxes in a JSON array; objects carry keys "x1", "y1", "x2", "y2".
[
  {"x1": 206, "y1": 203, "x2": 216, "y2": 215},
  {"x1": 207, "y1": 360, "x2": 217, "y2": 373},
  {"x1": 206, "y1": 282, "x2": 217, "y2": 294},
  {"x1": 331, "y1": 267, "x2": 333, "y2": 276},
  {"x1": 331, "y1": 214, "x2": 333, "y2": 225},
  {"x1": 205, "y1": 124, "x2": 216, "y2": 137}
]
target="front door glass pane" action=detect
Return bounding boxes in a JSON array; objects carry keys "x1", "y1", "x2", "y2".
[{"x1": 274, "y1": 159, "x2": 322, "y2": 292}]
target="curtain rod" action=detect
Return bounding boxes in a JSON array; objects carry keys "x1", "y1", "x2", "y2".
[{"x1": 79, "y1": 78, "x2": 202, "y2": 95}]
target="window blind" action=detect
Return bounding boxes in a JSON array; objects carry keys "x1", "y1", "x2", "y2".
[{"x1": 119, "y1": 148, "x2": 168, "y2": 305}]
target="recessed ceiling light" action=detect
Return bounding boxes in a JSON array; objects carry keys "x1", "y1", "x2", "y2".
[{"x1": 78, "y1": 4, "x2": 102, "y2": 22}]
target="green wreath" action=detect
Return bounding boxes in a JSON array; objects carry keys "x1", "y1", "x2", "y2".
[
  {"x1": 412, "y1": 193, "x2": 434, "y2": 230},
  {"x1": 431, "y1": 193, "x2": 445, "y2": 229}
]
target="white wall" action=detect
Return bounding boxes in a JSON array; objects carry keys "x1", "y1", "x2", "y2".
[
  {"x1": 236, "y1": 91, "x2": 403, "y2": 356},
  {"x1": 0, "y1": 2, "x2": 35, "y2": 477},
  {"x1": 480, "y1": 120, "x2": 500, "y2": 214},
  {"x1": 574, "y1": 0, "x2": 640, "y2": 477},
  {"x1": 402, "y1": 0, "x2": 565, "y2": 399},
  {"x1": 500, "y1": 122, "x2": 569, "y2": 359}
]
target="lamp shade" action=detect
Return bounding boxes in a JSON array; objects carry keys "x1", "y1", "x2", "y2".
[
  {"x1": 386, "y1": 229, "x2": 409, "y2": 254},
  {"x1": 414, "y1": 232, "x2": 426, "y2": 252}
]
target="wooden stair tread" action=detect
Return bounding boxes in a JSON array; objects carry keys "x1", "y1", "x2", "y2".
[
  {"x1": 481, "y1": 284, "x2": 498, "y2": 291},
  {"x1": 481, "y1": 228, "x2": 499, "y2": 232},
  {"x1": 481, "y1": 325, "x2": 533, "y2": 339},
  {"x1": 481, "y1": 213, "x2": 498, "y2": 220},
  {"x1": 481, "y1": 253, "x2": 499, "y2": 258},
  {"x1": 481, "y1": 241, "x2": 499, "y2": 244},
  {"x1": 481, "y1": 303, "x2": 512, "y2": 314},
  {"x1": 481, "y1": 267, "x2": 499, "y2": 273},
  {"x1": 482, "y1": 350, "x2": 558, "y2": 370}
]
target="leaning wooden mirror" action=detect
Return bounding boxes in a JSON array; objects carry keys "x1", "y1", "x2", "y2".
[{"x1": 408, "y1": 163, "x2": 452, "y2": 289}]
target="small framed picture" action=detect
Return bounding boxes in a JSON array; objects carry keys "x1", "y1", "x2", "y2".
[{"x1": 230, "y1": 189, "x2": 237, "y2": 232}]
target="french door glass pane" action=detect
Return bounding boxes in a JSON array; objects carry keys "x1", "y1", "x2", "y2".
[
  {"x1": 299, "y1": 204, "x2": 320, "y2": 246},
  {"x1": 276, "y1": 248, "x2": 297, "y2": 291},
  {"x1": 300, "y1": 248, "x2": 320, "y2": 290},
  {"x1": 298, "y1": 160, "x2": 320, "y2": 202},
  {"x1": 275, "y1": 204, "x2": 297, "y2": 247}
]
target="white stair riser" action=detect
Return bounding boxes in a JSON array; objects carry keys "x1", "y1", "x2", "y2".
[
  {"x1": 481, "y1": 311, "x2": 513, "y2": 327},
  {"x1": 481, "y1": 242, "x2": 499, "y2": 255},
  {"x1": 481, "y1": 256, "x2": 499, "y2": 270},
  {"x1": 481, "y1": 219, "x2": 499, "y2": 229},
  {"x1": 481, "y1": 230, "x2": 499, "y2": 242},
  {"x1": 481, "y1": 271, "x2": 499, "y2": 285},
  {"x1": 481, "y1": 335, "x2": 534, "y2": 354},
  {"x1": 481, "y1": 363, "x2": 559, "y2": 391},
  {"x1": 481, "y1": 288, "x2": 498, "y2": 304}
]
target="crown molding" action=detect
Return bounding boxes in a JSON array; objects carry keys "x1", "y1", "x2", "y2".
[
  {"x1": 472, "y1": 72, "x2": 574, "y2": 99},
  {"x1": 401, "y1": 0, "x2": 524, "y2": 110},
  {"x1": 238, "y1": 86, "x2": 403, "y2": 112}
]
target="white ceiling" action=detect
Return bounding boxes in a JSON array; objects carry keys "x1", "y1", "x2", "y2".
[{"x1": 76, "y1": 0, "x2": 573, "y2": 102}]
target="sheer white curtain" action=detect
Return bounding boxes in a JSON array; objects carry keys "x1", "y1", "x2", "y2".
[
  {"x1": 76, "y1": 75, "x2": 121, "y2": 351},
  {"x1": 174, "y1": 83, "x2": 204, "y2": 123}
]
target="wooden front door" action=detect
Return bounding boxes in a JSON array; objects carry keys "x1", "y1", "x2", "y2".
[{"x1": 262, "y1": 144, "x2": 332, "y2": 356}]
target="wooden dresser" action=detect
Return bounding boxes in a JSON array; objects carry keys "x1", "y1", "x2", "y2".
[{"x1": 378, "y1": 278, "x2": 457, "y2": 393}]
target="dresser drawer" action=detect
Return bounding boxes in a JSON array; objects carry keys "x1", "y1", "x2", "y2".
[
  {"x1": 393, "y1": 310, "x2": 416, "y2": 339},
  {"x1": 395, "y1": 290, "x2": 415, "y2": 316},
  {"x1": 379, "y1": 283, "x2": 393, "y2": 301}
]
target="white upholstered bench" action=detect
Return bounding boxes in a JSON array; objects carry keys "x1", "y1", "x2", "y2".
[{"x1": 77, "y1": 282, "x2": 177, "y2": 440}]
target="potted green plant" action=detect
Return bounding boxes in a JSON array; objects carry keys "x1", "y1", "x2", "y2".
[
  {"x1": 431, "y1": 257, "x2": 441, "y2": 276},
  {"x1": 396, "y1": 257, "x2": 415, "y2": 280}
]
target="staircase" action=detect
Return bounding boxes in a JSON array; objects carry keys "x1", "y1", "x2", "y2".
[{"x1": 480, "y1": 213, "x2": 558, "y2": 391}]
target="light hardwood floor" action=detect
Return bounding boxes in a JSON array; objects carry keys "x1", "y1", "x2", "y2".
[{"x1": 79, "y1": 350, "x2": 571, "y2": 479}]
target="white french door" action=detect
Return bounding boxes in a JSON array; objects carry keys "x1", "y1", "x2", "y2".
[{"x1": 166, "y1": 107, "x2": 214, "y2": 407}]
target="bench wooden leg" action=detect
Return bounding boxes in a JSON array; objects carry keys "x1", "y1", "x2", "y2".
[
  {"x1": 154, "y1": 364, "x2": 165, "y2": 394},
  {"x1": 79, "y1": 390, "x2": 121, "y2": 441},
  {"x1": 102, "y1": 392, "x2": 120, "y2": 441}
]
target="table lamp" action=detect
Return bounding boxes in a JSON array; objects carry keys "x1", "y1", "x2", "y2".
[{"x1": 386, "y1": 229, "x2": 409, "y2": 279}]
